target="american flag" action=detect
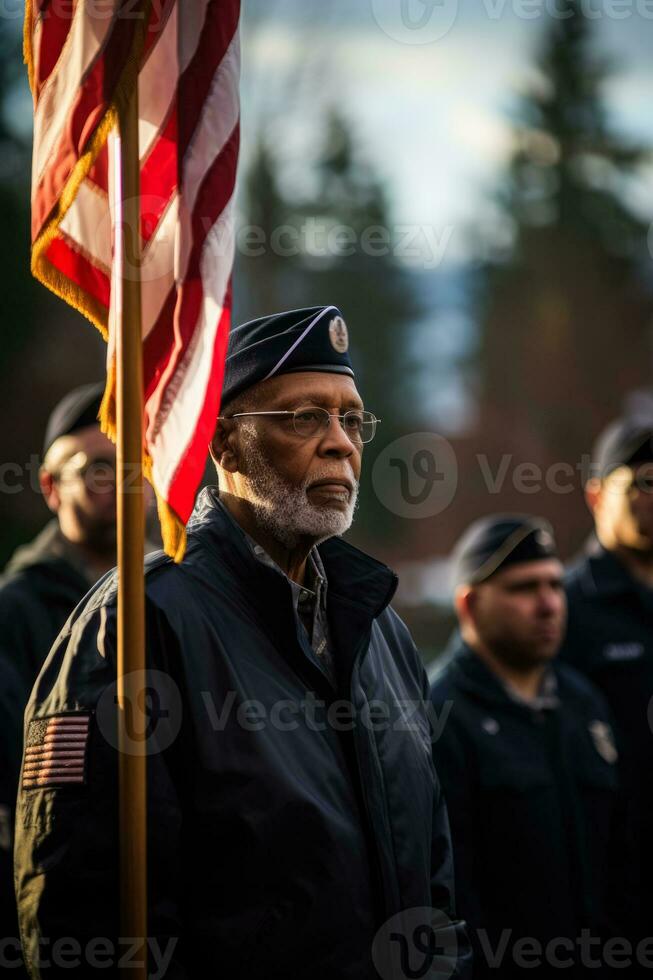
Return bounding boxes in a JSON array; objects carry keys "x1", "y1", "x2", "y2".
[
  {"x1": 22, "y1": 714, "x2": 91, "y2": 790},
  {"x1": 25, "y1": 0, "x2": 241, "y2": 560}
]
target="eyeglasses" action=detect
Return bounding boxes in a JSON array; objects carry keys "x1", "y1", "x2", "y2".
[
  {"x1": 628, "y1": 473, "x2": 653, "y2": 495},
  {"x1": 52, "y1": 454, "x2": 117, "y2": 491},
  {"x1": 219, "y1": 408, "x2": 381, "y2": 444}
]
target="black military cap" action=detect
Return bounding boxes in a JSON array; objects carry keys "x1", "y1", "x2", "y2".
[
  {"x1": 42, "y1": 382, "x2": 105, "y2": 459},
  {"x1": 592, "y1": 417, "x2": 653, "y2": 479},
  {"x1": 451, "y1": 514, "x2": 558, "y2": 588},
  {"x1": 222, "y1": 305, "x2": 354, "y2": 407}
]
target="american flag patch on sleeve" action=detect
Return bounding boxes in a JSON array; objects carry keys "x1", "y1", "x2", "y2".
[{"x1": 22, "y1": 713, "x2": 91, "y2": 790}]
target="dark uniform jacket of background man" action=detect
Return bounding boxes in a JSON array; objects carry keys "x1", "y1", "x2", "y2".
[
  {"x1": 561, "y1": 418, "x2": 653, "y2": 949},
  {"x1": 431, "y1": 517, "x2": 620, "y2": 978},
  {"x1": 14, "y1": 307, "x2": 472, "y2": 980}
]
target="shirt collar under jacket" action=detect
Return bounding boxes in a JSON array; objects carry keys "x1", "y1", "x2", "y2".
[
  {"x1": 448, "y1": 640, "x2": 561, "y2": 715},
  {"x1": 214, "y1": 496, "x2": 335, "y2": 683},
  {"x1": 186, "y1": 486, "x2": 399, "y2": 628},
  {"x1": 500, "y1": 668, "x2": 560, "y2": 713}
]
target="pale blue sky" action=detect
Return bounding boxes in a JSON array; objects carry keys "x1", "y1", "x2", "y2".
[
  {"x1": 241, "y1": 0, "x2": 653, "y2": 260},
  {"x1": 238, "y1": 1, "x2": 653, "y2": 427}
]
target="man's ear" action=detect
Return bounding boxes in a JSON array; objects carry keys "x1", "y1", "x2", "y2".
[
  {"x1": 39, "y1": 467, "x2": 60, "y2": 514},
  {"x1": 209, "y1": 419, "x2": 239, "y2": 474},
  {"x1": 454, "y1": 584, "x2": 479, "y2": 628},
  {"x1": 584, "y1": 477, "x2": 602, "y2": 516}
]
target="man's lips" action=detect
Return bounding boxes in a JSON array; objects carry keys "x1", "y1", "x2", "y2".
[
  {"x1": 307, "y1": 478, "x2": 354, "y2": 496},
  {"x1": 534, "y1": 625, "x2": 561, "y2": 639}
]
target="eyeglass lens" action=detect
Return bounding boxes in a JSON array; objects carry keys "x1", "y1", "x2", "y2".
[{"x1": 292, "y1": 409, "x2": 377, "y2": 443}]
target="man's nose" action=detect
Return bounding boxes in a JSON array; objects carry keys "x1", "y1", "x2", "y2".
[
  {"x1": 318, "y1": 416, "x2": 357, "y2": 456},
  {"x1": 537, "y1": 587, "x2": 562, "y2": 616}
]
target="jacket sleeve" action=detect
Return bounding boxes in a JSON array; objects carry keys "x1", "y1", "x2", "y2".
[
  {"x1": 422, "y1": 669, "x2": 474, "y2": 980},
  {"x1": 14, "y1": 593, "x2": 188, "y2": 979}
]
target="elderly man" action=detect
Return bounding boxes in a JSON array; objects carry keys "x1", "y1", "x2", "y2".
[
  {"x1": 0, "y1": 383, "x2": 117, "y2": 700},
  {"x1": 561, "y1": 417, "x2": 653, "y2": 952},
  {"x1": 431, "y1": 516, "x2": 620, "y2": 978},
  {"x1": 15, "y1": 306, "x2": 471, "y2": 979}
]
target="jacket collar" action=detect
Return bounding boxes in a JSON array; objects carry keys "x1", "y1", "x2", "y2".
[
  {"x1": 576, "y1": 543, "x2": 641, "y2": 598},
  {"x1": 186, "y1": 487, "x2": 398, "y2": 623},
  {"x1": 445, "y1": 638, "x2": 559, "y2": 714}
]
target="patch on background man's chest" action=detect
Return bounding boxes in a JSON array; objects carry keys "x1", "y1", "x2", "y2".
[{"x1": 602, "y1": 642, "x2": 645, "y2": 662}]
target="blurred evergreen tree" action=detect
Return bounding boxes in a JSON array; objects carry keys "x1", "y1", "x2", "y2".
[
  {"x1": 478, "y1": 0, "x2": 653, "y2": 466},
  {"x1": 235, "y1": 111, "x2": 421, "y2": 545}
]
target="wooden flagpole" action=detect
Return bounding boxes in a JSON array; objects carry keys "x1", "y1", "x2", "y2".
[{"x1": 116, "y1": 79, "x2": 148, "y2": 976}]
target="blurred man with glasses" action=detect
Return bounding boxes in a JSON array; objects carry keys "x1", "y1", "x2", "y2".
[
  {"x1": 15, "y1": 306, "x2": 471, "y2": 979},
  {"x1": 0, "y1": 382, "x2": 118, "y2": 701},
  {"x1": 561, "y1": 417, "x2": 653, "y2": 959},
  {"x1": 0, "y1": 383, "x2": 117, "y2": 976}
]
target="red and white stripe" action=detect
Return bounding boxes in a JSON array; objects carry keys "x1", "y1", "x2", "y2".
[{"x1": 27, "y1": 0, "x2": 241, "y2": 552}]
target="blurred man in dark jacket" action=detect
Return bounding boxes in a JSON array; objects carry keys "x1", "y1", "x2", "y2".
[
  {"x1": 0, "y1": 383, "x2": 117, "y2": 976},
  {"x1": 15, "y1": 306, "x2": 472, "y2": 979},
  {"x1": 431, "y1": 515, "x2": 620, "y2": 978},
  {"x1": 0, "y1": 383, "x2": 117, "y2": 700},
  {"x1": 561, "y1": 417, "x2": 653, "y2": 951}
]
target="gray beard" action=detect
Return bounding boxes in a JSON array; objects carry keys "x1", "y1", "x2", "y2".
[{"x1": 239, "y1": 432, "x2": 359, "y2": 550}]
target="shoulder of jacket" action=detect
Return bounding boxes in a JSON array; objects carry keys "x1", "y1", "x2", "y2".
[
  {"x1": 564, "y1": 557, "x2": 588, "y2": 594},
  {"x1": 0, "y1": 554, "x2": 64, "y2": 590},
  {"x1": 429, "y1": 668, "x2": 456, "y2": 704},
  {"x1": 430, "y1": 665, "x2": 471, "y2": 714},
  {"x1": 565, "y1": 550, "x2": 611, "y2": 603},
  {"x1": 374, "y1": 605, "x2": 425, "y2": 676}
]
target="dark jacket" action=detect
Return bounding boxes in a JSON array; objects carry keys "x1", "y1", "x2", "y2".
[
  {"x1": 0, "y1": 522, "x2": 92, "y2": 700},
  {"x1": 561, "y1": 545, "x2": 653, "y2": 937},
  {"x1": 0, "y1": 658, "x2": 24, "y2": 968},
  {"x1": 430, "y1": 641, "x2": 620, "y2": 977},
  {"x1": 14, "y1": 488, "x2": 472, "y2": 979}
]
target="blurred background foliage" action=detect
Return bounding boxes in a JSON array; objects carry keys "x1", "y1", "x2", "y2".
[{"x1": 1, "y1": 0, "x2": 652, "y2": 662}]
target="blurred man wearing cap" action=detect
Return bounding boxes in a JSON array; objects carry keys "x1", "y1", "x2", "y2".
[
  {"x1": 561, "y1": 417, "x2": 653, "y2": 948},
  {"x1": 15, "y1": 307, "x2": 472, "y2": 980},
  {"x1": 430, "y1": 515, "x2": 620, "y2": 977},
  {"x1": 0, "y1": 383, "x2": 118, "y2": 701},
  {"x1": 0, "y1": 384, "x2": 117, "y2": 975}
]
